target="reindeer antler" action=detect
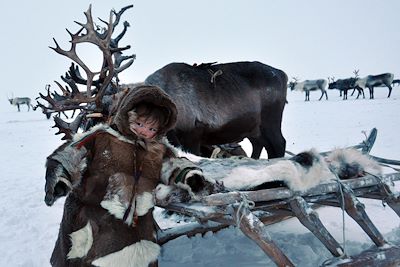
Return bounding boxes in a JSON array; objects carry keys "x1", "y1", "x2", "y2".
[
  {"x1": 35, "y1": 5, "x2": 134, "y2": 140},
  {"x1": 53, "y1": 113, "x2": 85, "y2": 140},
  {"x1": 290, "y1": 77, "x2": 300, "y2": 83}
]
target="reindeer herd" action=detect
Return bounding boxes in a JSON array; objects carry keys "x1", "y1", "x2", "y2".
[
  {"x1": 289, "y1": 70, "x2": 397, "y2": 101},
  {"x1": 9, "y1": 70, "x2": 395, "y2": 113}
]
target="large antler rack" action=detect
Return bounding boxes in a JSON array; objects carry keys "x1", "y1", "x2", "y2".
[{"x1": 35, "y1": 4, "x2": 135, "y2": 140}]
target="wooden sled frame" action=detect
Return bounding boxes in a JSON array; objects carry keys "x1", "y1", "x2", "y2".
[{"x1": 156, "y1": 128, "x2": 400, "y2": 266}]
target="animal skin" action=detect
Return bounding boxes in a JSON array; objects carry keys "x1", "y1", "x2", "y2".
[{"x1": 176, "y1": 148, "x2": 382, "y2": 193}]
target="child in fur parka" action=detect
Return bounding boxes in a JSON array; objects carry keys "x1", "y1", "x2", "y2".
[{"x1": 44, "y1": 85, "x2": 215, "y2": 267}]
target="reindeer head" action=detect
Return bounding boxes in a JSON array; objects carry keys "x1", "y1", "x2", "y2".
[
  {"x1": 288, "y1": 77, "x2": 299, "y2": 91},
  {"x1": 327, "y1": 76, "x2": 336, "y2": 89},
  {"x1": 7, "y1": 93, "x2": 14, "y2": 105}
]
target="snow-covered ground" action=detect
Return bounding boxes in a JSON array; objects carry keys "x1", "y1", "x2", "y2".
[{"x1": 1, "y1": 86, "x2": 399, "y2": 266}]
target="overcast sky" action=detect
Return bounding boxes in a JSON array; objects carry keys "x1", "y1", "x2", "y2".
[{"x1": 2, "y1": 0, "x2": 400, "y2": 98}]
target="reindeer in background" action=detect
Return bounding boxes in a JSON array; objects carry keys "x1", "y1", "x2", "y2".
[
  {"x1": 8, "y1": 95, "x2": 32, "y2": 111},
  {"x1": 329, "y1": 70, "x2": 365, "y2": 100},
  {"x1": 354, "y1": 70, "x2": 394, "y2": 99},
  {"x1": 327, "y1": 76, "x2": 364, "y2": 100},
  {"x1": 392, "y1": 79, "x2": 400, "y2": 87},
  {"x1": 288, "y1": 77, "x2": 328, "y2": 101}
]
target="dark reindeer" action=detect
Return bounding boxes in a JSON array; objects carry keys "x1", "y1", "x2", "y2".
[
  {"x1": 8, "y1": 96, "x2": 32, "y2": 111},
  {"x1": 392, "y1": 79, "x2": 400, "y2": 87},
  {"x1": 328, "y1": 76, "x2": 364, "y2": 100},
  {"x1": 355, "y1": 72, "x2": 394, "y2": 99},
  {"x1": 144, "y1": 61, "x2": 288, "y2": 159},
  {"x1": 288, "y1": 78, "x2": 328, "y2": 101}
]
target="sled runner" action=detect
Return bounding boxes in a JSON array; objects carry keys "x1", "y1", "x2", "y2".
[{"x1": 156, "y1": 128, "x2": 400, "y2": 266}]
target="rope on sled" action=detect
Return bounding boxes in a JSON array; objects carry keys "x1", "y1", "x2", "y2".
[
  {"x1": 323, "y1": 169, "x2": 392, "y2": 265},
  {"x1": 235, "y1": 192, "x2": 256, "y2": 226},
  {"x1": 364, "y1": 171, "x2": 393, "y2": 206}
]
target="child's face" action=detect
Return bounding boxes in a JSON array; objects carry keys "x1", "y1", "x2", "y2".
[{"x1": 129, "y1": 116, "x2": 159, "y2": 139}]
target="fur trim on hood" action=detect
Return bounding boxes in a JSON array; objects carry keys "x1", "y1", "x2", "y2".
[{"x1": 111, "y1": 85, "x2": 177, "y2": 139}]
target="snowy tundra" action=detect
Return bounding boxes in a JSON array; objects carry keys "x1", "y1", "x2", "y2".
[{"x1": 0, "y1": 87, "x2": 399, "y2": 266}]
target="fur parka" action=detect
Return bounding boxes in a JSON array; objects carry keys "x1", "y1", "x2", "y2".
[{"x1": 44, "y1": 85, "x2": 211, "y2": 267}]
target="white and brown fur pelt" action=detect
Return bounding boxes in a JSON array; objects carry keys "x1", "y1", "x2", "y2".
[
  {"x1": 44, "y1": 85, "x2": 179, "y2": 267},
  {"x1": 325, "y1": 148, "x2": 382, "y2": 179},
  {"x1": 192, "y1": 148, "x2": 382, "y2": 193}
]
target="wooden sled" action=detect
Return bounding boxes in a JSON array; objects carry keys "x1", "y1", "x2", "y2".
[{"x1": 156, "y1": 128, "x2": 400, "y2": 266}]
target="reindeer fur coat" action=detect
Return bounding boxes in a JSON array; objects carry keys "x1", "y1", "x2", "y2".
[{"x1": 44, "y1": 85, "x2": 208, "y2": 267}]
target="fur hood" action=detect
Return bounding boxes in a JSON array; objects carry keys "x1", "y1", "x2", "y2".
[{"x1": 111, "y1": 85, "x2": 177, "y2": 139}]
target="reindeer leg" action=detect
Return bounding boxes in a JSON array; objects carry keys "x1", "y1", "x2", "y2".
[
  {"x1": 258, "y1": 102, "x2": 286, "y2": 159},
  {"x1": 248, "y1": 137, "x2": 263, "y2": 159},
  {"x1": 358, "y1": 87, "x2": 365, "y2": 99},
  {"x1": 180, "y1": 132, "x2": 202, "y2": 156},
  {"x1": 318, "y1": 91, "x2": 323, "y2": 101},
  {"x1": 387, "y1": 85, "x2": 392, "y2": 98},
  {"x1": 166, "y1": 130, "x2": 181, "y2": 148},
  {"x1": 368, "y1": 87, "x2": 373, "y2": 99},
  {"x1": 17, "y1": 103, "x2": 20, "y2": 112},
  {"x1": 148, "y1": 258, "x2": 158, "y2": 267}
]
